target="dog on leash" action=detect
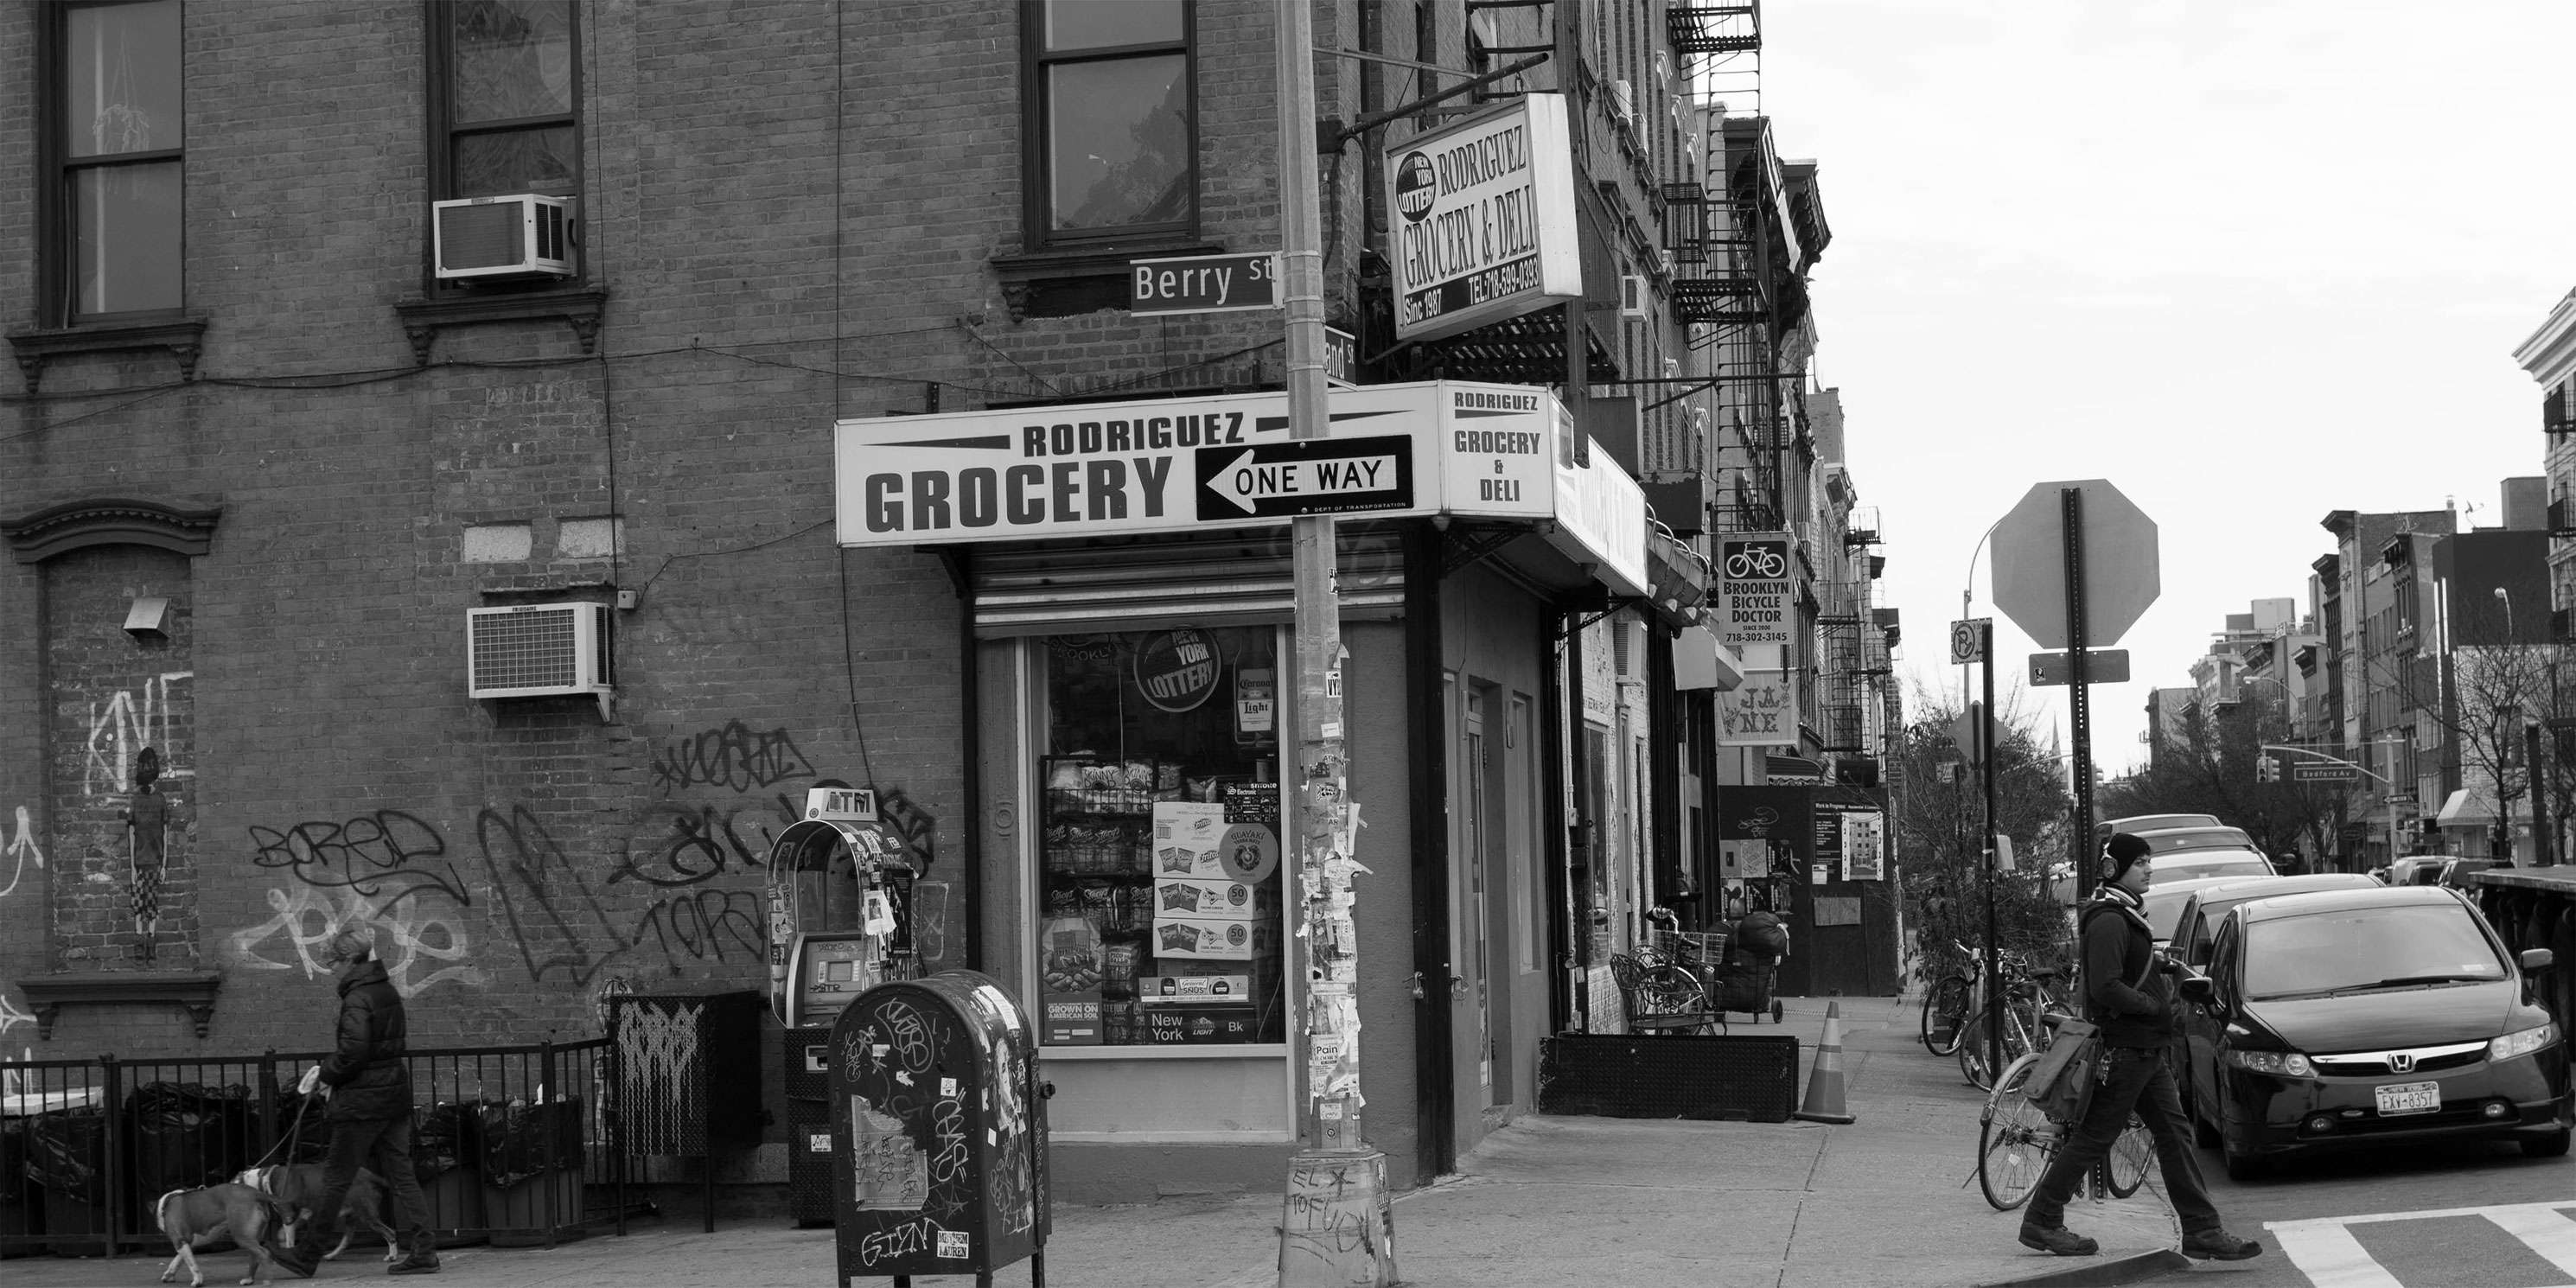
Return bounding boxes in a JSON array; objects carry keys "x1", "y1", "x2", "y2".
[
  {"x1": 234, "y1": 1164, "x2": 403, "y2": 1263},
  {"x1": 156, "y1": 1183, "x2": 285, "y2": 1287}
]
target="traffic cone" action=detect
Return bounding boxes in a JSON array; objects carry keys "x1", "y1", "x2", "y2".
[{"x1": 1794, "y1": 1000, "x2": 1856, "y2": 1124}]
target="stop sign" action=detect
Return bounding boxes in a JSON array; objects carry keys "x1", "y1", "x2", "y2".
[{"x1": 1991, "y1": 479, "x2": 2159, "y2": 649}]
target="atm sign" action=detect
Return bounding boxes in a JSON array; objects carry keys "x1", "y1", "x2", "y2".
[{"x1": 807, "y1": 787, "x2": 878, "y2": 822}]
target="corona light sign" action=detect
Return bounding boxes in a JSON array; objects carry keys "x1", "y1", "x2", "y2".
[{"x1": 1386, "y1": 94, "x2": 1581, "y2": 342}]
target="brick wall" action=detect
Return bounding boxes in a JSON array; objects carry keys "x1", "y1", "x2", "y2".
[{"x1": 0, "y1": 0, "x2": 1380, "y2": 1068}]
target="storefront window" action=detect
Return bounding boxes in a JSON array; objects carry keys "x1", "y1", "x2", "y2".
[{"x1": 1036, "y1": 627, "x2": 1285, "y2": 1048}]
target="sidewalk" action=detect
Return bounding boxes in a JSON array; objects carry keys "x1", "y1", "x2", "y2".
[{"x1": 8, "y1": 997, "x2": 2183, "y2": 1288}]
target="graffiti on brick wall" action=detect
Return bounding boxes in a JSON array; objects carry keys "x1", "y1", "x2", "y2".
[
  {"x1": 82, "y1": 672, "x2": 193, "y2": 799},
  {"x1": 647, "y1": 721, "x2": 817, "y2": 796},
  {"x1": 0, "y1": 990, "x2": 32, "y2": 1038},
  {"x1": 877, "y1": 787, "x2": 937, "y2": 875},
  {"x1": 910, "y1": 880, "x2": 949, "y2": 969},
  {"x1": 225, "y1": 883, "x2": 486, "y2": 997},
  {"x1": 247, "y1": 809, "x2": 470, "y2": 907},
  {"x1": 3, "y1": 805, "x2": 42, "y2": 899},
  {"x1": 477, "y1": 805, "x2": 627, "y2": 989},
  {"x1": 634, "y1": 888, "x2": 766, "y2": 969}
]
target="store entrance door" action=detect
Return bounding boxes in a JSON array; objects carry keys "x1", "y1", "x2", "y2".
[{"x1": 1462, "y1": 688, "x2": 1507, "y2": 1108}]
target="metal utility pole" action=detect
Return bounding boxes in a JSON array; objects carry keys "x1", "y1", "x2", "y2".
[
  {"x1": 2062, "y1": 488, "x2": 2096, "y2": 902},
  {"x1": 1980, "y1": 625, "x2": 2001, "y2": 1081},
  {"x1": 1275, "y1": 5, "x2": 1395, "y2": 1285}
]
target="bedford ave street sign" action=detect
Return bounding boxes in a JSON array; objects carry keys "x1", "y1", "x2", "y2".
[{"x1": 832, "y1": 380, "x2": 1648, "y2": 594}]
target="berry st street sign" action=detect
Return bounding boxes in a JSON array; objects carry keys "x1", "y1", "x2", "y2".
[
  {"x1": 1128, "y1": 252, "x2": 1281, "y2": 316},
  {"x1": 1195, "y1": 436, "x2": 1415, "y2": 519}
]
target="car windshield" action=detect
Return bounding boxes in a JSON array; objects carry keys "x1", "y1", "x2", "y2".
[
  {"x1": 2141, "y1": 887, "x2": 2201, "y2": 939},
  {"x1": 2155, "y1": 858, "x2": 2270, "y2": 883},
  {"x1": 2142, "y1": 828, "x2": 2254, "y2": 853},
  {"x1": 2243, "y1": 906, "x2": 2505, "y2": 999}
]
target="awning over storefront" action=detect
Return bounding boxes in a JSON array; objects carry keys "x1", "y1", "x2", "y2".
[{"x1": 2436, "y1": 787, "x2": 2500, "y2": 828}]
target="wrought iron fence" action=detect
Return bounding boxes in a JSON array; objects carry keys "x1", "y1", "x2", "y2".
[{"x1": 1, "y1": 1036, "x2": 608, "y2": 1259}]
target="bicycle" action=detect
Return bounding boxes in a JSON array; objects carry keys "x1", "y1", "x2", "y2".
[
  {"x1": 1977, "y1": 1023, "x2": 2156, "y2": 1210},
  {"x1": 1919, "y1": 940, "x2": 1980, "y2": 1056},
  {"x1": 1957, "y1": 955, "x2": 2062, "y2": 1091}
]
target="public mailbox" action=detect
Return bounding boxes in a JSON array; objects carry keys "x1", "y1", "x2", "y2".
[{"x1": 829, "y1": 970, "x2": 1050, "y2": 1287}]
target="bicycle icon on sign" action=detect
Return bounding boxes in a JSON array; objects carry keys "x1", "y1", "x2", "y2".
[{"x1": 1724, "y1": 542, "x2": 1787, "y2": 579}]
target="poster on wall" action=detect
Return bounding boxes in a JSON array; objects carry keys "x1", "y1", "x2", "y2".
[{"x1": 1842, "y1": 811, "x2": 1885, "y2": 881}]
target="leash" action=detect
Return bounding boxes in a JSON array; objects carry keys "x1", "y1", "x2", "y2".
[{"x1": 248, "y1": 1090, "x2": 317, "y2": 1170}]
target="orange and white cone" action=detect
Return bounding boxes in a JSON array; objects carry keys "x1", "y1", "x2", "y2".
[{"x1": 1794, "y1": 1000, "x2": 1856, "y2": 1124}]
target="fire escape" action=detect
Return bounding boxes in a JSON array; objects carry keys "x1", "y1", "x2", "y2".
[{"x1": 1815, "y1": 505, "x2": 1886, "y2": 757}]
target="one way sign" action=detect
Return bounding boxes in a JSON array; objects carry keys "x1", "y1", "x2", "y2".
[{"x1": 1195, "y1": 435, "x2": 1414, "y2": 520}]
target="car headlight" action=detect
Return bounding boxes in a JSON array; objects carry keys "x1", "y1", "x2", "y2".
[
  {"x1": 2491, "y1": 1023, "x2": 2560, "y2": 1062},
  {"x1": 2228, "y1": 1049, "x2": 2315, "y2": 1077}
]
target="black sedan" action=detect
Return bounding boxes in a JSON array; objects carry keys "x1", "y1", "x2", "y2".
[{"x1": 2177, "y1": 885, "x2": 2569, "y2": 1179}]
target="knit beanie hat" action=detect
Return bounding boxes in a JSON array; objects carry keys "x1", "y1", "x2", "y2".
[
  {"x1": 2102, "y1": 832, "x2": 2152, "y2": 883},
  {"x1": 323, "y1": 925, "x2": 374, "y2": 966}
]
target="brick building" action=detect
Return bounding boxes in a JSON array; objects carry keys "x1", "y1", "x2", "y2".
[{"x1": 1, "y1": 0, "x2": 1891, "y2": 1204}]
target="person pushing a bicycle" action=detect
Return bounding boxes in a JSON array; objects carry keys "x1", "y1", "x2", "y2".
[{"x1": 2017, "y1": 833, "x2": 2263, "y2": 1262}]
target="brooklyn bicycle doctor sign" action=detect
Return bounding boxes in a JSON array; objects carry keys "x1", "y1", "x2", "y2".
[{"x1": 1387, "y1": 94, "x2": 1582, "y2": 341}]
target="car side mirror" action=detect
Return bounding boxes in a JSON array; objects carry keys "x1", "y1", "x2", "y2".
[
  {"x1": 2521, "y1": 948, "x2": 2555, "y2": 973},
  {"x1": 2178, "y1": 974, "x2": 2216, "y2": 1005}
]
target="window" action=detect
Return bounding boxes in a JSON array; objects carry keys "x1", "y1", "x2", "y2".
[
  {"x1": 1023, "y1": 0, "x2": 1195, "y2": 248},
  {"x1": 428, "y1": 0, "x2": 579, "y2": 276},
  {"x1": 48, "y1": 0, "x2": 184, "y2": 322},
  {"x1": 1034, "y1": 628, "x2": 1284, "y2": 1049}
]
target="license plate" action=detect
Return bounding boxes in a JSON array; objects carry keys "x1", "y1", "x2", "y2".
[{"x1": 2375, "y1": 1080, "x2": 2440, "y2": 1116}]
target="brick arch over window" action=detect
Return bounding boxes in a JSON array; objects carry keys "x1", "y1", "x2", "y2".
[{"x1": 1, "y1": 497, "x2": 221, "y2": 564}]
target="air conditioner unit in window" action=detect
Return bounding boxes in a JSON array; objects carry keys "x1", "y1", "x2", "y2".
[
  {"x1": 468, "y1": 601, "x2": 615, "y2": 718},
  {"x1": 432, "y1": 194, "x2": 576, "y2": 282},
  {"x1": 1620, "y1": 274, "x2": 1648, "y2": 319},
  {"x1": 1611, "y1": 80, "x2": 1636, "y2": 128}
]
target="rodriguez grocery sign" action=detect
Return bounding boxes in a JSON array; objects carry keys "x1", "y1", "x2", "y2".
[
  {"x1": 1386, "y1": 94, "x2": 1581, "y2": 342},
  {"x1": 833, "y1": 380, "x2": 1646, "y2": 594}
]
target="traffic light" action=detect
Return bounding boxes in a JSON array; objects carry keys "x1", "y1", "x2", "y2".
[{"x1": 2257, "y1": 754, "x2": 2279, "y2": 784}]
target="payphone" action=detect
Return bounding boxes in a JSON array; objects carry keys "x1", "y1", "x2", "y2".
[
  {"x1": 768, "y1": 786, "x2": 919, "y2": 1026},
  {"x1": 771, "y1": 786, "x2": 920, "y2": 1227}
]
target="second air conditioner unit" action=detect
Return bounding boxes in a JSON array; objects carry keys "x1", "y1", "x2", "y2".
[
  {"x1": 468, "y1": 601, "x2": 615, "y2": 718},
  {"x1": 432, "y1": 193, "x2": 577, "y2": 282},
  {"x1": 1620, "y1": 274, "x2": 1648, "y2": 320}
]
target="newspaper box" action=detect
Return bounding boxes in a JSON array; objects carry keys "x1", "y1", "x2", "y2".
[{"x1": 829, "y1": 970, "x2": 1050, "y2": 1287}]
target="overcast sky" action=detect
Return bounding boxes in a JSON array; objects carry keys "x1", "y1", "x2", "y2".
[{"x1": 1754, "y1": 0, "x2": 2576, "y2": 772}]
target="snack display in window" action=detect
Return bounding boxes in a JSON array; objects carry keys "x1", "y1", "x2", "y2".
[{"x1": 1037, "y1": 628, "x2": 1285, "y2": 1047}]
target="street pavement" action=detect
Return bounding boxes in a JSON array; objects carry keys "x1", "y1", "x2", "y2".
[{"x1": 4, "y1": 996, "x2": 2197, "y2": 1288}]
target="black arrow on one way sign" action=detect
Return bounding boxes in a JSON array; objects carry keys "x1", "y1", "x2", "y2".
[{"x1": 1193, "y1": 435, "x2": 1414, "y2": 520}]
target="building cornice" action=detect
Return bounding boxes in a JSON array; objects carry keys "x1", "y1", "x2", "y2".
[{"x1": 2512, "y1": 287, "x2": 2576, "y2": 386}]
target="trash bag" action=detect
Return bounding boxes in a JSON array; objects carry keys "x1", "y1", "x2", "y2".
[
  {"x1": 1735, "y1": 910, "x2": 1789, "y2": 959},
  {"x1": 128, "y1": 1082, "x2": 254, "y2": 1202},
  {"x1": 476, "y1": 1097, "x2": 583, "y2": 1190},
  {"x1": 0, "y1": 1116, "x2": 29, "y2": 1205},
  {"x1": 25, "y1": 1106, "x2": 109, "y2": 1205},
  {"x1": 413, "y1": 1102, "x2": 474, "y2": 1182}
]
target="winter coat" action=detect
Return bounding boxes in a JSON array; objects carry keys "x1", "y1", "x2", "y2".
[
  {"x1": 318, "y1": 958, "x2": 412, "y2": 1121},
  {"x1": 2078, "y1": 890, "x2": 2178, "y2": 1050}
]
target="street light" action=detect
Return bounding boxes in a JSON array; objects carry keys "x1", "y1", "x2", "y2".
[{"x1": 2496, "y1": 586, "x2": 2515, "y2": 641}]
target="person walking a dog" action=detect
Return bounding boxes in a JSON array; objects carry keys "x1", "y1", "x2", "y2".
[
  {"x1": 273, "y1": 925, "x2": 441, "y2": 1277},
  {"x1": 2016, "y1": 833, "x2": 2263, "y2": 1263}
]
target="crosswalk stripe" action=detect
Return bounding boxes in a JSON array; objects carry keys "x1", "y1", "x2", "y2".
[
  {"x1": 2266, "y1": 1202, "x2": 2576, "y2": 1288},
  {"x1": 2267, "y1": 1217, "x2": 2407, "y2": 1288},
  {"x1": 2484, "y1": 1206, "x2": 2576, "y2": 1283}
]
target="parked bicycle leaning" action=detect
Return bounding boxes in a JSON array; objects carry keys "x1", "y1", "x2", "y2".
[{"x1": 2014, "y1": 833, "x2": 2263, "y2": 1264}]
